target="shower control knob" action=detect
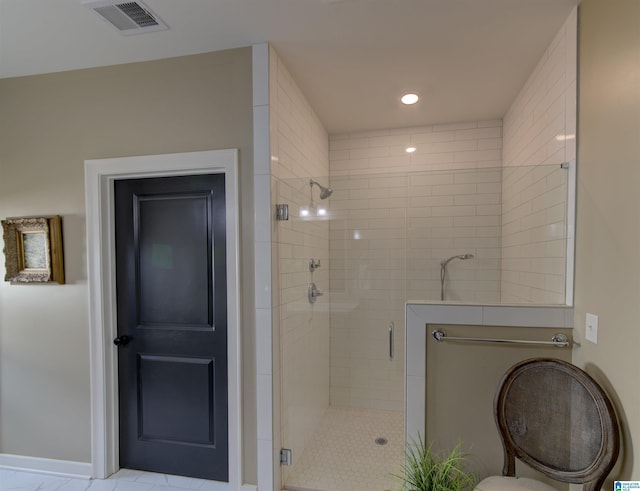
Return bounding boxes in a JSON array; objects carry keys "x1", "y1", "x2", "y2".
[{"x1": 308, "y1": 283, "x2": 324, "y2": 304}]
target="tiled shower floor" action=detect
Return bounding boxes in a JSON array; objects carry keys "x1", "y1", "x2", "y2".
[{"x1": 284, "y1": 407, "x2": 404, "y2": 491}]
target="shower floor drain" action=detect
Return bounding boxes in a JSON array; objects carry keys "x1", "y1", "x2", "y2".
[{"x1": 375, "y1": 437, "x2": 388, "y2": 446}]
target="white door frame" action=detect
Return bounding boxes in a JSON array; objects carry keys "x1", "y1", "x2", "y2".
[{"x1": 84, "y1": 149, "x2": 244, "y2": 489}]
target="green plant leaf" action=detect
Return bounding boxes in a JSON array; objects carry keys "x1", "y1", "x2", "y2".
[{"x1": 388, "y1": 435, "x2": 477, "y2": 491}]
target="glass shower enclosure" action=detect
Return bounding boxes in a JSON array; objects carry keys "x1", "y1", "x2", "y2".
[{"x1": 274, "y1": 163, "x2": 570, "y2": 491}]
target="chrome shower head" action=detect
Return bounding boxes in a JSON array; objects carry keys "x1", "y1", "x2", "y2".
[
  {"x1": 439, "y1": 253, "x2": 475, "y2": 301},
  {"x1": 310, "y1": 179, "x2": 333, "y2": 199},
  {"x1": 441, "y1": 253, "x2": 475, "y2": 267}
]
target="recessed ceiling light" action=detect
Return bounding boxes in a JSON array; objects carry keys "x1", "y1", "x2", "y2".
[
  {"x1": 401, "y1": 93, "x2": 419, "y2": 105},
  {"x1": 406, "y1": 146, "x2": 417, "y2": 153}
]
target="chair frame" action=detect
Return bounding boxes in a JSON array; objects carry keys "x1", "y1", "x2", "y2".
[{"x1": 494, "y1": 358, "x2": 620, "y2": 491}]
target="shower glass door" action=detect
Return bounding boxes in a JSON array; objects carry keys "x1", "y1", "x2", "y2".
[
  {"x1": 278, "y1": 164, "x2": 569, "y2": 491},
  {"x1": 276, "y1": 176, "x2": 331, "y2": 490}
]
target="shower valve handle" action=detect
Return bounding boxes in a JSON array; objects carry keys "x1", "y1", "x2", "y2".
[
  {"x1": 308, "y1": 283, "x2": 324, "y2": 304},
  {"x1": 309, "y1": 258, "x2": 321, "y2": 271}
]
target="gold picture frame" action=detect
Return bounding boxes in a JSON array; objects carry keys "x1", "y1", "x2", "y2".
[{"x1": 1, "y1": 215, "x2": 65, "y2": 284}]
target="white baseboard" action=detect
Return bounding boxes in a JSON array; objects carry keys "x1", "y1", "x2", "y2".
[
  {"x1": 0, "y1": 453, "x2": 258, "y2": 489},
  {"x1": 0, "y1": 453, "x2": 92, "y2": 479}
]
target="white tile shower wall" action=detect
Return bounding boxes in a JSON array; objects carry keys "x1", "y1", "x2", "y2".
[
  {"x1": 268, "y1": 46, "x2": 331, "y2": 485},
  {"x1": 328, "y1": 121, "x2": 503, "y2": 411},
  {"x1": 501, "y1": 8, "x2": 576, "y2": 304},
  {"x1": 330, "y1": 121, "x2": 503, "y2": 177}
]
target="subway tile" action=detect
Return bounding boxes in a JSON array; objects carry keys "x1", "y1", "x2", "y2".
[
  {"x1": 545, "y1": 239, "x2": 566, "y2": 258},
  {"x1": 408, "y1": 216, "x2": 454, "y2": 228},
  {"x1": 431, "y1": 205, "x2": 477, "y2": 217},
  {"x1": 453, "y1": 237, "x2": 500, "y2": 248},
  {"x1": 329, "y1": 149, "x2": 350, "y2": 161},
  {"x1": 368, "y1": 197, "x2": 408, "y2": 209},
  {"x1": 369, "y1": 134, "x2": 412, "y2": 147},
  {"x1": 388, "y1": 186, "x2": 409, "y2": 198},
  {"x1": 473, "y1": 247, "x2": 502, "y2": 260},
  {"x1": 330, "y1": 198, "x2": 370, "y2": 210},
  {"x1": 406, "y1": 185, "x2": 433, "y2": 197},
  {"x1": 410, "y1": 173, "x2": 455, "y2": 186},
  {"x1": 330, "y1": 137, "x2": 370, "y2": 151},
  {"x1": 348, "y1": 208, "x2": 392, "y2": 219},
  {"x1": 330, "y1": 158, "x2": 369, "y2": 173},
  {"x1": 454, "y1": 215, "x2": 500, "y2": 227},
  {"x1": 409, "y1": 152, "x2": 457, "y2": 166},
  {"x1": 369, "y1": 175, "x2": 408, "y2": 188},
  {"x1": 367, "y1": 218, "x2": 407, "y2": 230},
  {"x1": 388, "y1": 144, "x2": 415, "y2": 157},
  {"x1": 455, "y1": 148, "x2": 502, "y2": 162},
  {"x1": 368, "y1": 155, "x2": 410, "y2": 168},
  {"x1": 539, "y1": 148, "x2": 564, "y2": 173},
  {"x1": 477, "y1": 182, "x2": 502, "y2": 194},
  {"x1": 420, "y1": 139, "x2": 478, "y2": 154},
  {"x1": 454, "y1": 193, "x2": 501, "y2": 206},
  {"x1": 409, "y1": 195, "x2": 452, "y2": 207},
  {"x1": 454, "y1": 126, "x2": 502, "y2": 141},
  {"x1": 431, "y1": 183, "x2": 477, "y2": 196},
  {"x1": 330, "y1": 176, "x2": 370, "y2": 189},
  {"x1": 411, "y1": 130, "x2": 454, "y2": 144},
  {"x1": 532, "y1": 257, "x2": 566, "y2": 275},
  {"x1": 433, "y1": 121, "x2": 478, "y2": 131},
  {"x1": 329, "y1": 133, "x2": 349, "y2": 141},
  {"x1": 530, "y1": 289, "x2": 565, "y2": 305},
  {"x1": 349, "y1": 146, "x2": 390, "y2": 159},
  {"x1": 349, "y1": 187, "x2": 388, "y2": 200},
  {"x1": 477, "y1": 119, "x2": 503, "y2": 128}
]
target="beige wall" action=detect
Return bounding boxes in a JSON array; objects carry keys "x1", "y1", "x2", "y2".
[
  {"x1": 574, "y1": 0, "x2": 640, "y2": 485},
  {"x1": 0, "y1": 48, "x2": 256, "y2": 477},
  {"x1": 426, "y1": 324, "x2": 572, "y2": 488}
]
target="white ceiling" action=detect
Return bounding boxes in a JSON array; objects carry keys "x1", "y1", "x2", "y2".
[{"x1": 0, "y1": 0, "x2": 578, "y2": 134}]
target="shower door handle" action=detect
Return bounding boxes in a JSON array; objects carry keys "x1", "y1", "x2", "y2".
[{"x1": 388, "y1": 322, "x2": 394, "y2": 360}]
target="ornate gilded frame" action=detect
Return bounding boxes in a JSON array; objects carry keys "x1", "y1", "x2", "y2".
[{"x1": 1, "y1": 215, "x2": 65, "y2": 284}]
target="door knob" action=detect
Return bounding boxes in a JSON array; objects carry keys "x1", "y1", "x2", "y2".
[{"x1": 113, "y1": 335, "x2": 131, "y2": 347}]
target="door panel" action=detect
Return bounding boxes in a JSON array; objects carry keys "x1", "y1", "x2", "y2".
[
  {"x1": 115, "y1": 174, "x2": 228, "y2": 481},
  {"x1": 137, "y1": 194, "x2": 212, "y2": 327},
  {"x1": 138, "y1": 354, "x2": 215, "y2": 444}
]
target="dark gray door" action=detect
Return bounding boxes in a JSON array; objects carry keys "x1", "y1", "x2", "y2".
[{"x1": 114, "y1": 174, "x2": 228, "y2": 481}]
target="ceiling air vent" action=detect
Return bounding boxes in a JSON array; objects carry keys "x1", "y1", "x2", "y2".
[{"x1": 83, "y1": 0, "x2": 168, "y2": 35}]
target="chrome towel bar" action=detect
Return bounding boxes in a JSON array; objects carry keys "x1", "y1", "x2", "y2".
[{"x1": 431, "y1": 329, "x2": 570, "y2": 348}]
